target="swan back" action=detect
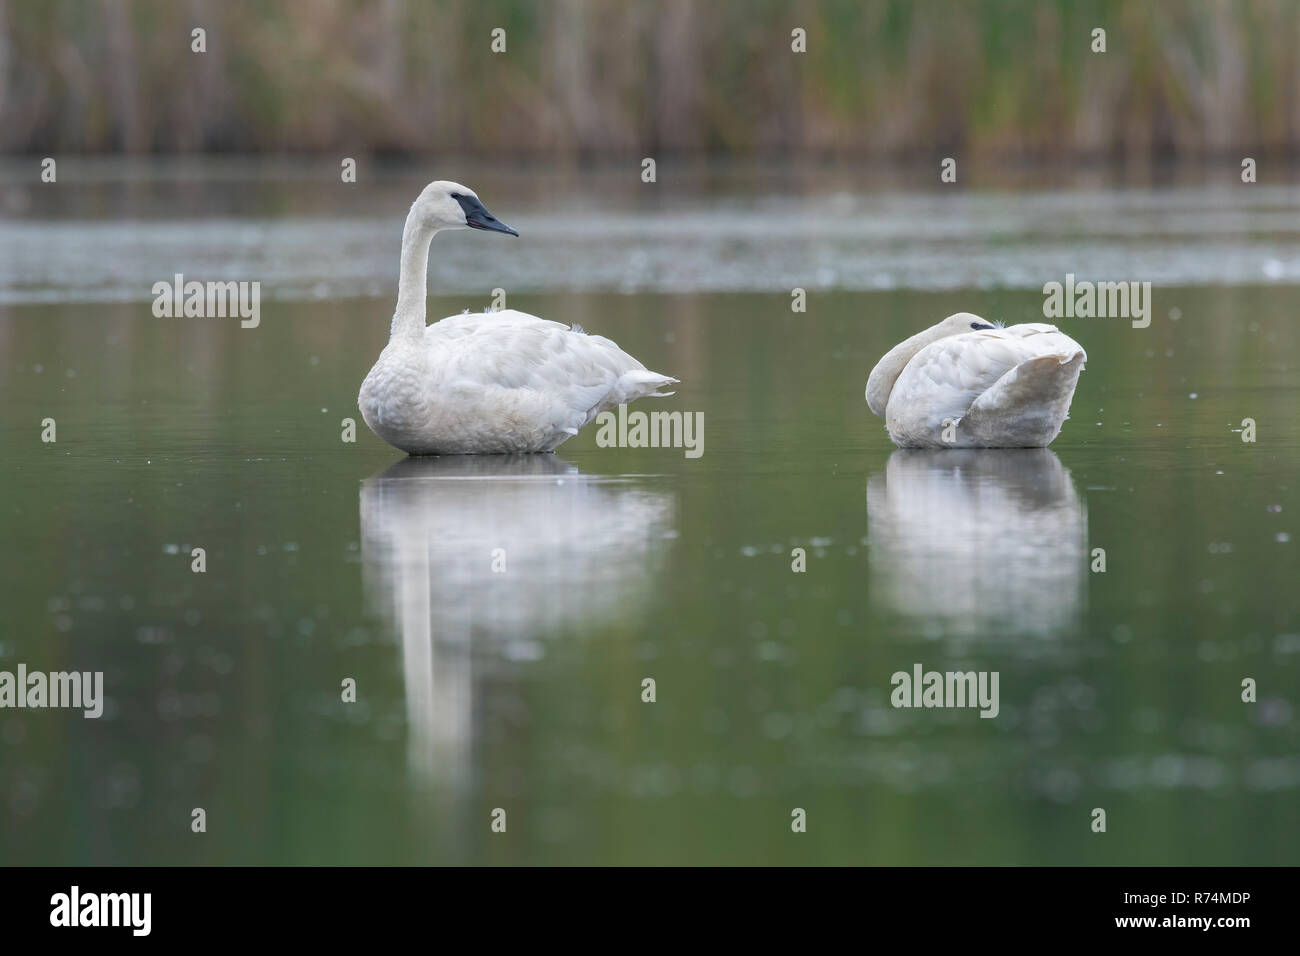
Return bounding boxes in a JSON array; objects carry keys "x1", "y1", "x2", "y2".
[
  {"x1": 868, "y1": 315, "x2": 1086, "y2": 448},
  {"x1": 900, "y1": 325, "x2": 1084, "y2": 447}
]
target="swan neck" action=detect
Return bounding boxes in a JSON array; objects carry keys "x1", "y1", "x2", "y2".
[
  {"x1": 392, "y1": 210, "x2": 437, "y2": 341},
  {"x1": 866, "y1": 323, "x2": 952, "y2": 416}
]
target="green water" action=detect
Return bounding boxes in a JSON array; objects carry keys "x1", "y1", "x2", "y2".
[{"x1": 1, "y1": 286, "x2": 1297, "y2": 864}]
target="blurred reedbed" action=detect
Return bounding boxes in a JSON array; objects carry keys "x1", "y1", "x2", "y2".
[{"x1": 2, "y1": 0, "x2": 1299, "y2": 162}]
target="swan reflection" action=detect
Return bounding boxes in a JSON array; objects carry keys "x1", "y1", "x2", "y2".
[
  {"x1": 866, "y1": 448, "x2": 1086, "y2": 640},
  {"x1": 360, "y1": 455, "x2": 675, "y2": 787}
]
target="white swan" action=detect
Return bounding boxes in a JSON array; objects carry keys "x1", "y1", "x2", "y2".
[
  {"x1": 866, "y1": 313, "x2": 1086, "y2": 448},
  {"x1": 359, "y1": 180, "x2": 677, "y2": 455}
]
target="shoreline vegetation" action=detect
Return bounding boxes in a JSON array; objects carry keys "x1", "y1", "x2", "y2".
[{"x1": 3, "y1": 0, "x2": 1299, "y2": 162}]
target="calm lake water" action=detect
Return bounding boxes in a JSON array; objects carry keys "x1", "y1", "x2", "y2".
[{"x1": 1, "y1": 165, "x2": 1298, "y2": 864}]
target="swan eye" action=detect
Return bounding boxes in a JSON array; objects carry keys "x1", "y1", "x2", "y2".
[
  {"x1": 971, "y1": 322, "x2": 994, "y2": 330},
  {"x1": 449, "y1": 192, "x2": 461, "y2": 200}
]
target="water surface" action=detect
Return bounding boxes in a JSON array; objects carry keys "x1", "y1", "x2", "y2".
[{"x1": 1, "y1": 173, "x2": 1297, "y2": 864}]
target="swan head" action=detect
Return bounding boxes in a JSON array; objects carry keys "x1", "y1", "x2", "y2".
[
  {"x1": 412, "y1": 180, "x2": 519, "y2": 236},
  {"x1": 940, "y1": 312, "x2": 998, "y2": 334}
]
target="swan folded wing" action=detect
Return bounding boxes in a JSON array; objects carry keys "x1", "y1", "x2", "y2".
[
  {"x1": 985, "y1": 323, "x2": 1087, "y2": 364},
  {"x1": 426, "y1": 310, "x2": 659, "y2": 435},
  {"x1": 899, "y1": 326, "x2": 1085, "y2": 424},
  {"x1": 898, "y1": 333, "x2": 1028, "y2": 421},
  {"x1": 962, "y1": 351, "x2": 1086, "y2": 447}
]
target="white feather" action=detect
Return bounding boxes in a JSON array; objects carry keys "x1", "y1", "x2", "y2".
[
  {"x1": 866, "y1": 313, "x2": 1086, "y2": 448},
  {"x1": 359, "y1": 181, "x2": 676, "y2": 455}
]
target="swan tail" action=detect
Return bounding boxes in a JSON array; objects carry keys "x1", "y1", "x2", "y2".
[
  {"x1": 962, "y1": 351, "x2": 1085, "y2": 447},
  {"x1": 618, "y1": 370, "x2": 679, "y2": 402}
]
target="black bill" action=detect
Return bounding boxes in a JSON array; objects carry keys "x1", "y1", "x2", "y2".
[{"x1": 452, "y1": 193, "x2": 519, "y2": 236}]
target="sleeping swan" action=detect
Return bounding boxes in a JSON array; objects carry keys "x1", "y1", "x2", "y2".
[
  {"x1": 359, "y1": 180, "x2": 677, "y2": 455},
  {"x1": 866, "y1": 313, "x2": 1085, "y2": 448}
]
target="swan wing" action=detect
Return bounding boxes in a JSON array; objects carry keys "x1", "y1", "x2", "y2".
[
  {"x1": 426, "y1": 309, "x2": 675, "y2": 434},
  {"x1": 886, "y1": 324, "x2": 1085, "y2": 446},
  {"x1": 962, "y1": 351, "x2": 1086, "y2": 446},
  {"x1": 898, "y1": 325, "x2": 1083, "y2": 411}
]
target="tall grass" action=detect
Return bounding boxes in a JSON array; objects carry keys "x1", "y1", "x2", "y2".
[{"x1": 1, "y1": 0, "x2": 1296, "y2": 160}]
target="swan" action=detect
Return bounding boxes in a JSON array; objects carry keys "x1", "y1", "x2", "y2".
[
  {"x1": 359, "y1": 180, "x2": 677, "y2": 455},
  {"x1": 866, "y1": 313, "x2": 1086, "y2": 448}
]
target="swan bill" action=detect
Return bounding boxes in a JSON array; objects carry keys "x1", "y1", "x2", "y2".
[{"x1": 452, "y1": 193, "x2": 519, "y2": 236}]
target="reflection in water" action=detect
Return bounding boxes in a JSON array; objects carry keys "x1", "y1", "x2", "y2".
[
  {"x1": 867, "y1": 449, "x2": 1086, "y2": 641},
  {"x1": 360, "y1": 455, "x2": 674, "y2": 788}
]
